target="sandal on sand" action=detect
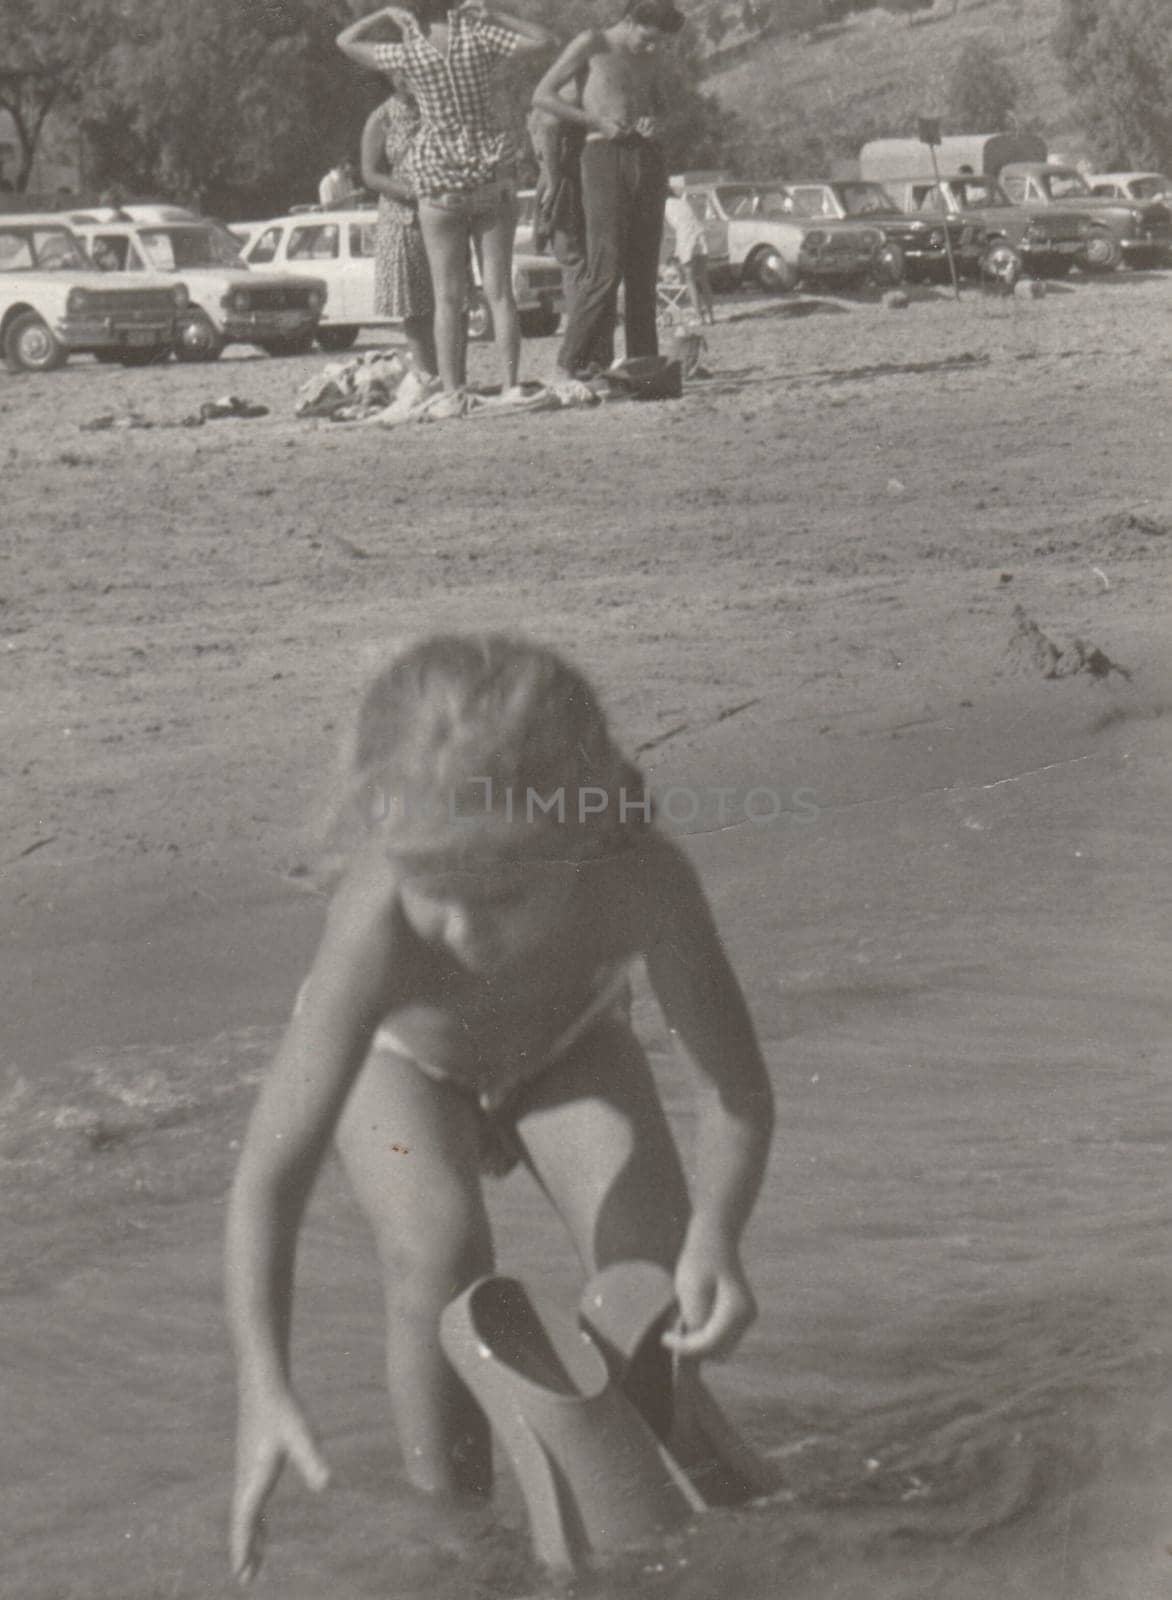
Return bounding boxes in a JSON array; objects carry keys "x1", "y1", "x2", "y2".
[
  {"x1": 579, "y1": 1260, "x2": 779, "y2": 1507},
  {"x1": 439, "y1": 1275, "x2": 701, "y2": 1571}
]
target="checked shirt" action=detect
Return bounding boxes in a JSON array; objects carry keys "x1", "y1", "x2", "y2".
[{"x1": 372, "y1": 6, "x2": 525, "y2": 196}]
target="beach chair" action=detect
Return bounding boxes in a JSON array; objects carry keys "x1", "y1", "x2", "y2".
[{"x1": 656, "y1": 258, "x2": 691, "y2": 327}]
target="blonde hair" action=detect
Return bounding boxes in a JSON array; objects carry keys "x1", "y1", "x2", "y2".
[{"x1": 321, "y1": 633, "x2": 647, "y2": 871}]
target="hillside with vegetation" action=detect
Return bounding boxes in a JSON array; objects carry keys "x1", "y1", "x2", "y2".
[{"x1": 696, "y1": 0, "x2": 1082, "y2": 178}]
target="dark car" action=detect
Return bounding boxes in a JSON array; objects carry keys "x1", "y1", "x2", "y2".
[
  {"x1": 784, "y1": 179, "x2": 989, "y2": 283},
  {"x1": 999, "y1": 163, "x2": 1172, "y2": 271},
  {"x1": 885, "y1": 174, "x2": 1096, "y2": 280}
]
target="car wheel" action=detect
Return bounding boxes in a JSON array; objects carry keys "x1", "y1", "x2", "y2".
[
  {"x1": 174, "y1": 310, "x2": 224, "y2": 362},
  {"x1": 316, "y1": 325, "x2": 360, "y2": 353},
  {"x1": 980, "y1": 239, "x2": 1023, "y2": 292},
  {"x1": 259, "y1": 331, "x2": 316, "y2": 357},
  {"x1": 872, "y1": 240, "x2": 905, "y2": 286},
  {"x1": 519, "y1": 307, "x2": 560, "y2": 338},
  {"x1": 4, "y1": 311, "x2": 67, "y2": 373},
  {"x1": 751, "y1": 247, "x2": 798, "y2": 293},
  {"x1": 1080, "y1": 226, "x2": 1123, "y2": 273},
  {"x1": 466, "y1": 294, "x2": 493, "y2": 341}
]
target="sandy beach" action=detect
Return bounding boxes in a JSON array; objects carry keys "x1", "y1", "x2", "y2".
[{"x1": 4, "y1": 272, "x2": 1171, "y2": 1598}]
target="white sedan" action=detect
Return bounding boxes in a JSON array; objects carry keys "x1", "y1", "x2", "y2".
[
  {"x1": 0, "y1": 216, "x2": 188, "y2": 373},
  {"x1": 239, "y1": 203, "x2": 565, "y2": 350},
  {"x1": 70, "y1": 216, "x2": 327, "y2": 360}
]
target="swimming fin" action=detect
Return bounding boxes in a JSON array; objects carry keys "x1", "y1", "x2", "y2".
[
  {"x1": 439, "y1": 1275, "x2": 702, "y2": 1571},
  {"x1": 579, "y1": 1260, "x2": 779, "y2": 1507}
]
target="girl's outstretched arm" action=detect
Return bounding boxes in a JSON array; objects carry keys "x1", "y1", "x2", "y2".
[
  {"x1": 481, "y1": 7, "x2": 556, "y2": 51},
  {"x1": 642, "y1": 836, "x2": 775, "y2": 1360},
  {"x1": 225, "y1": 856, "x2": 400, "y2": 1582},
  {"x1": 336, "y1": 5, "x2": 416, "y2": 69}
]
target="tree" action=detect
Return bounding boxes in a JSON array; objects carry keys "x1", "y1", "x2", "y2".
[
  {"x1": 705, "y1": 7, "x2": 729, "y2": 50},
  {"x1": 1052, "y1": 0, "x2": 1172, "y2": 170},
  {"x1": 947, "y1": 34, "x2": 1019, "y2": 131},
  {"x1": 82, "y1": 0, "x2": 377, "y2": 216},
  {"x1": 0, "y1": 0, "x2": 116, "y2": 190}
]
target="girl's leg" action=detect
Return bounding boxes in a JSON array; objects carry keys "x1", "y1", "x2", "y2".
[
  {"x1": 682, "y1": 260, "x2": 704, "y2": 323},
  {"x1": 418, "y1": 203, "x2": 471, "y2": 393},
  {"x1": 334, "y1": 1049, "x2": 493, "y2": 1495},
  {"x1": 697, "y1": 258, "x2": 716, "y2": 323},
  {"x1": 472, "y1": 188, "x2": 521, "y2": 392},
  {"x1": 402, "y1": 312, "x2": 437, "y2": 378},
  {"x1": 512, "y1": 1020, "x2": 690, "y2": 1276}
]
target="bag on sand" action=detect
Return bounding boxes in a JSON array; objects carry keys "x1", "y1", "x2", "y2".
[{"x1": 606, "y1": 355, "x2": 683, "y2": 401}]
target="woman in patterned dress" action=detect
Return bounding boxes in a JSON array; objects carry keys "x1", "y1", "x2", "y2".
[
  {"x1": 360, "y1": 87, "x2": 437, "y2": 378},
  {"x1": 339, "y1": 3, "x2": 555, "y2": 407}
]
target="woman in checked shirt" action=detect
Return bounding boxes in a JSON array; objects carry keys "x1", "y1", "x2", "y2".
[{"x1": 339, "y1": 2, "x2": 554, "y2": 407}]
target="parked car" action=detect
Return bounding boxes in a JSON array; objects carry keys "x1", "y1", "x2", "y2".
[
  {"x1": 783, "y1": 180, "x2": 989, "y2": 283},
  {"x1": 882, "y1": 174, "x2": 1096, "y2": 280},
  {"x1": 1086, "y1": 172, "x2": 1172, "y2": 205},
  {"x1": 998, "y1": 163, "x2": 1172, "y2": 270},
  {"x1": 672, "y1": 179, "x2": 901, "y2": 291},
  {"x1": 69, "y1": 215, "x2": 327, "y2": 359},
  {"x1": 239, "y1": 204, "x2": 565, "y2": 348},
  {"x1": 227, "y1": 221, "x2": 268, "y2": 255},
  {"x1": 65, "y1": 204, "x2": 203, "y2": 226},
  {"x1": 0, "y1": 215, "x2": 188, "y2": 373}
]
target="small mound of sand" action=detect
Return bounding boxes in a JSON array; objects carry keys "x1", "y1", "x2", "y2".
[
  {"x1": 1008, "y1": 605, "x2": 1133, "y2": 683},
  {"x1": 1098, "y1": 511, "x2": 1170, "y2": 542}
]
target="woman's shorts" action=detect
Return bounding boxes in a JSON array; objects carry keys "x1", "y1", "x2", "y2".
[{"x1": 419, "y1": 176, "x2": 514, "y2": 223}]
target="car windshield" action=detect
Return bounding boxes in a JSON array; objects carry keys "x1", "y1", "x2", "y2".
[
  {"x1": 952, "y1": 178, "x2": 1006, "y2": 209},
  {"x1": 137, "y1": 225, "x2": 243, "y2": 270},
  {"x1": 1128, "y1": 176, "x2": 1168, "y2": 199},
  {"x1": 837, "y1": 183, "x2": 897, "y2": 216},
  {"x1": 1041, "y1": 170, "x2": 1091, "y2": 199},
  {"x1": 715, "y1": 185, "x2": 792, "y2": 219},
  {"x1": 0, "y1": 226, "x2": 89, "y2": 271}
]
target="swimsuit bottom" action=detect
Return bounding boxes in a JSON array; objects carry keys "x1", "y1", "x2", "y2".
[{"x1": 374, "y1": 960, "x2": 635, "y2": 1176}]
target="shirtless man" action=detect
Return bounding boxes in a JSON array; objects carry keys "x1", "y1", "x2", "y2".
[{"x1": 533, "y1": 0, "x2": 685, "y2": 380}]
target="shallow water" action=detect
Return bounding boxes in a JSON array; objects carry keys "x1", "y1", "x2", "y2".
[{"x1": 4, "y1": 698, "x2": 1171, "y2": 1599}]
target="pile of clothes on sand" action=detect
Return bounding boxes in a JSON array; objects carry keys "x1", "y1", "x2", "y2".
[{"x1": 294, "y1": 350, "x2": 684, "y2": 427}]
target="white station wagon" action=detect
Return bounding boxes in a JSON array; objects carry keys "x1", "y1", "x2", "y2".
[
  {"x1": 239, "y1": 204, "x2": 565, "y2": 348},
  {"x1": 69, "y1": 215, "x2": 327, "y2": 360},
  {"x1": 0, "y1": 216, "x2": 188, "y2": 373}
]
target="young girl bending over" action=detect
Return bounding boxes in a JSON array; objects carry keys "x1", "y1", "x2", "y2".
[
  {"x1": 225, "y1": 633, "x2": 774, "y2": 1581},
  {"x1": 338, "y1": 4, "x2": 554, "y2": 410}
]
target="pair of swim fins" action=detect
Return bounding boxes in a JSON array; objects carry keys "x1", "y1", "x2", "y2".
[{"x1": 439, "y1": 1261, "x2": 777, "y2": 1571}]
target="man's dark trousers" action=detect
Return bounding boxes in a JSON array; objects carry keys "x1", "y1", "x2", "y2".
[{"x1": 556, "y1": 136, "x2": 666, "y2": 375}]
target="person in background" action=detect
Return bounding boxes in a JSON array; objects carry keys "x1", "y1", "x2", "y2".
[
  {"x1": 319, "y1": 155, "x2": 361, "y2": 208},
  {"x1": 526, "y1": 90, "x2": 611, "y2": 374},
  {"x1": 532, "y1": 0, "x2": 685, "y2": 383},
  {"x1": 664, "y1": 188, "x2": 715, "y2": 325},
  {"x1": 337, "y1": 3, "x2": 554, "y2": 412},
  {"x1": 360, "y1": 85, "x2": 438, "y2": 380}
]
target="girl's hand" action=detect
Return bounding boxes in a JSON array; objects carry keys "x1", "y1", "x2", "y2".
[
  {"x1": 663, "y1": 1232, "x2": 757, "y2": 1360},
  {"x1": 230, "y1": 1386, "x2": 330, "y2": 1584}
]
